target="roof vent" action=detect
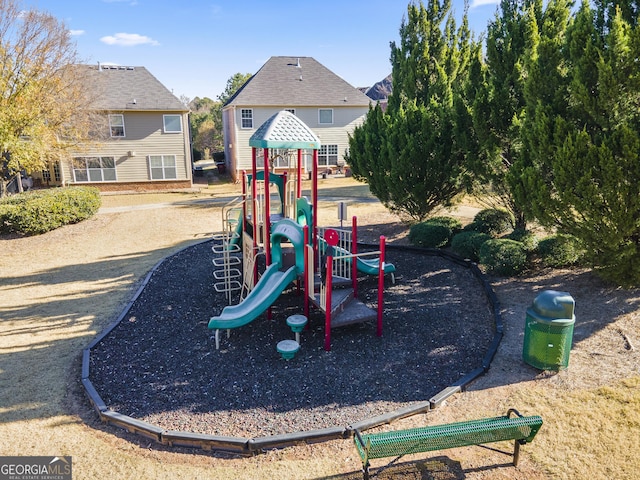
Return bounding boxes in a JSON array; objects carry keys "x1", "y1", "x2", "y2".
[{"x1": 296, "y1": 58, "x2": 301, "y2": 68}]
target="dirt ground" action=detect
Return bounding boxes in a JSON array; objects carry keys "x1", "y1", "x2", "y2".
[{"x1": 1, "y1": 176, "x2": 638, "y2": 480}]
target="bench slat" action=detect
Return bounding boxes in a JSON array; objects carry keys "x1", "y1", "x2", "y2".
[{"x1": 355, "y1": 415, "x2": 542, "y2": 462}]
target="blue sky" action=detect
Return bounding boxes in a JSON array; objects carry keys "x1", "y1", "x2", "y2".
[{"x1": 28, "y1": 0, "x2": 501, "y2": 101}]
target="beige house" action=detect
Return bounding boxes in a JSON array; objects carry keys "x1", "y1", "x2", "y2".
[
  {"x1": 42, "y1": 65, "x2": 192, "y2": 192},
  {"x1": 222, "y1": 56, "x2": 371, "y2": 180}
]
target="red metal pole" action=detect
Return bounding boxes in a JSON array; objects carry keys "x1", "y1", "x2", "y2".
[
  {"x1": 264, "y1": 148, "x2": 271, "y2": 268},
  {"x1": 242, "y1": 170, "x2": 247, "y2": 233},
  {"x1": 324, "y1": 255, "x2": 333, "y2": 351},
  {"x1": 352, "y1": 215, "x2": 358, "y2": 298},
  {"x1": 251, "y1": 149, "x2": 257, "y2": 206},
  {"x1": 297, "y1": 149, "x2": 302, "y2": 199},
  {"x1": 251, "y1": 150, "x2": 259, "y2": 289},
  {"x1": 377, "y1": 236, "x2": 385, "y2": 337},
  {"x1": 312, "y1": 149, "x2": 318, "y2": 270},
  {"x1": 282, "y1": 170, "x2": 288, "y2": 218},
  {"x1": 264, "y1": 149, "x2": 273, "y2": 320}
]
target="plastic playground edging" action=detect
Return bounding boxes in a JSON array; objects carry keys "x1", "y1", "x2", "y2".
[{"x1": 81, "y1": 241, "x2": 504, "y2": 456}]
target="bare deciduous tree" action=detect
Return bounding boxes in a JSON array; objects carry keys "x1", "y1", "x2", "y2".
[{"x1": 0, "y1": 0, "x2": 99, "y2": 195}]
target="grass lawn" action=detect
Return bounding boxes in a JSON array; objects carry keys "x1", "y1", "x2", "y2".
[{"x1": 0, "y1": 176, "x2": 638, "y2": 479}]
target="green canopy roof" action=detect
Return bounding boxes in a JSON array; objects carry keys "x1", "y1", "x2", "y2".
[{"x1": 249, "y1": 110, "x2": 321, "y2": 150}]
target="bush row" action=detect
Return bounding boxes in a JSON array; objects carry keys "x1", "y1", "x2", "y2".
[
  {"x1": 408, "y1": 208, "x2": 586, "y2": 276},
  {"x1": 0, "y1": 187, "x2": 101, "y2": 235}
]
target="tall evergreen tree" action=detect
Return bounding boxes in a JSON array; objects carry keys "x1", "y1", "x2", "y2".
[
  {"x1": 471, "y1": 0, "x2": 542, "y2": 229},
  {"x1": 510, "y1": 0, "x2": 572, "y2": 218},
  {"x1": 348, "y1": 0, "x2": 477, "y2": 222},
  {"x1": 594, "y1": 0, "x2": 639, "y2": 32},
  {"x1": 518, "y1": 0, "x2": 640, "y2": 286}
]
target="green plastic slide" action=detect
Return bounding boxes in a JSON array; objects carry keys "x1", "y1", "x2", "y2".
[
  {"x1": 208, "y1": 263, "x2": 298, "y2": 330},
  {"x1": 208, "y1": 219, "x2": 305, "y2": 335},
  {"x1": 319, "y1": 238, "x2": 396, "y2": 278}
]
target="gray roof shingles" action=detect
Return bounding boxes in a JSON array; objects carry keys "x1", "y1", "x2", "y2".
[
  {"x1": 78, "y1": 64, "x2": 187, "y2": 112},
  {"x1": 226, "y1": 56, "x2": 372, "y2": 107}
]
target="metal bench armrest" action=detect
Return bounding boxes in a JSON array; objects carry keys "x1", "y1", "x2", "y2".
[{"x1": 507, "y1": 408, "x2": 523, "y2": 418}]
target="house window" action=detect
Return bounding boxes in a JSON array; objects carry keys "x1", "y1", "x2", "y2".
[
  {"x1": 72, "y1": 156, "x2": 117, "y2": 182},
  {"x1": 271, "y1": 149, "x2": 291, "y2": 168},
  {"x1": 163, "y1": 114, "x2": 182, "y2": 133},
  {"x1": 241, "y1": 109, "x2": 253, "y2": 128},
  {"x1": 318, "y1": 144, "x2": 339, "y2": 166},
  {"x1": 149, "y1": 155, "x2": 177, "y2": 180},
  {"x1": 109, "y1": 114, "x2": 125, "y2": 137},
  {"x1": 318, "y1": 109, "x2": 333, "y2": 125},
  {"x1": 53, "y1": 162, "x2": 61, "y2": 182}
]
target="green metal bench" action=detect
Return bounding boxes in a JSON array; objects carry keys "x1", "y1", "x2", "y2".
[{"x1": 353, "y1": 409, "x2": 543, "y2": 479}]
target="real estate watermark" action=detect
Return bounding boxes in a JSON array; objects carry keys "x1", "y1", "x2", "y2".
[{"x1": 0, "y1": 457, "x2": 72, "y2": 480}]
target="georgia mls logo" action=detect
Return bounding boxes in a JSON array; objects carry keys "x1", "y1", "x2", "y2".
[{"x1": 0, "y1": 456, "x2": 72, "y2": 480}]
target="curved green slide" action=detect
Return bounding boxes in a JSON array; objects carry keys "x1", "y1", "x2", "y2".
[
  {"x1": 208, "y1": 219, "x2": 305, "y2": 333},
  {"x1": 355, "y1": 255, "x2": 396, "y2": 277},
  {"x1": 319, "y1": 238, "x2": 396, "y2": 279}
]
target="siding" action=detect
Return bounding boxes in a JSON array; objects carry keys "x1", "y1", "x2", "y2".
[
  {"x1": 228, "y1": 106, "x2": 367, "y2": 175},
  {"x1": 62, "y1": 112, "x2": 191, "y2": 184}
]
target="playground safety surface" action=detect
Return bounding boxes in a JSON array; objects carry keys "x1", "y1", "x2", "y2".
[{"x1": 89, "y1": 239, "x2": 495, "y2": 439}]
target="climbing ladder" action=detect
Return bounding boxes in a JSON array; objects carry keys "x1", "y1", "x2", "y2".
[
  {"x1": 211, "y1": 197, "x2": 245, "y2": 305},
  {"x1": 211, "y1": 232, "x2": 242, "y2": 305}
]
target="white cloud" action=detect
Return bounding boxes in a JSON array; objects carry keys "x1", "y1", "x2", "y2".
[
  {"x1": 100, "y1": 33, "x2": 160, "y2": 47},
  {"x1": 69, "y1": 29, "x2": 85, "y2": 36},
  {"x1": 470, "y1": 0, "x2": 499, "y2": 8}
]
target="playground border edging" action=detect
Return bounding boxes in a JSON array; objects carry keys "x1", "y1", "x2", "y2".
[{"x1": 81, "y1": 241, "x2": 504, "y2": 455}]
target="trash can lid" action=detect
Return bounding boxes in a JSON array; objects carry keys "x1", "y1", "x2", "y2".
[{"x1": 531, "y1": 290, "x2": 575, "y2": 319}]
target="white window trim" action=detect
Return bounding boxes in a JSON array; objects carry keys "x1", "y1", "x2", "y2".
[
  {"x1": 148, "y1": 154, "x2": 178, "y2": 180},
  {"x1": 241, "y1": 109, "x2": 253, "y2": 129},
  {"x1": 318, "y1": 144, "x2": 339, "y2": 166},
  {"x1": 318, "y1": 108, "x2": 333, "y2": 125},
  {"x1": 109, "y1": 114, "x2": 125, "y2": 137},
  {"x1": 72, "y1": 156, "x2": 117, "y2": 183},
  {"x1": 163, "y1": 114, "x2": 183, "y2": 133}
]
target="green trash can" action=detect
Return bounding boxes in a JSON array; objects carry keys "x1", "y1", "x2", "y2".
[{"x1": 523, "y1": 290, "x2": 575, "y2": 370}]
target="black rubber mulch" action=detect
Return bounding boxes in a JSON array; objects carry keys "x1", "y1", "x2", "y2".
[{"x1": 89, "y1": 239, "x2": 494, "y2": 438}]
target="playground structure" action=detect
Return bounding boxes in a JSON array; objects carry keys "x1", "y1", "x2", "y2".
[{"x1": 208, "y1": 110, "x2": 395, "y2": 351}]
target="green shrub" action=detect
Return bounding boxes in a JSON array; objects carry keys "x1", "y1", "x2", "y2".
[
  {"x1": 537, "y1": 234, "x2": 584, "y2": 267},
  {"x1": 408, "y1": 221, "x2": 452, "y2": 248},
  {"x1": 472, "y1": 208, "x2": 513, "y2": 237},
  {"x1": 425, "y1": 215, "x2": 463, "y2": 234},
  {"x1": 504, "y1": 228, "x2": 539, "y2": 253},
  {"x1": 0, "y1": 187, "x2": 101, "y2": 235},
  {"x1": 450, "y1": 230, "x2": 492, "y2": 261},
  {"x1": 479, "y1": 238, "x2": 528, "y2": 276}
]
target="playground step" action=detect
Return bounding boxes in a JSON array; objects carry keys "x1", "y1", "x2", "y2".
[
  {"x1": 312, "y1": 288, "x2": 354, "y2": 317},
  {"x1": 331, "y1": 298, "x2": 377, "y2": 328},
  {"x1": 314, "y1": 274, "x2": 352, "y2": 288}
]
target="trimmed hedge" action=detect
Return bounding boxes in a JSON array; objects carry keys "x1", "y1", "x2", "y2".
[
  {"x1": 504, "y1": 228, "x2": 539, "y2": 253},
  {"x1": 479, "y1": 238, "x2": 528, "y2": 276},
  {"x1": 451, "y1": 230, "x2": 492, "y2": 262},
  {"x1": 537, "y1": 234, "x2": 584, "y2": 267},
  {"x1": 408, "y1": 222, "x2": 452, "y2": 248},
  {"x1": 0, "y1": 187, "x2": 101, "y2": 235},
  {"x1": 471, "y1": 208, "x2": 513, "y2": 237},
  {"x1": 425, "y1": 216, "x2": 463, "y2": 233}
]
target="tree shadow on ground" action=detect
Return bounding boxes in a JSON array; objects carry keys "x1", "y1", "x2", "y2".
[
  {"x1": 0, "y1": 241, "x2": 206, "y2": 425},
  {"x1": 317, "y1": 455, "x2": 465, "y2": 479}
]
